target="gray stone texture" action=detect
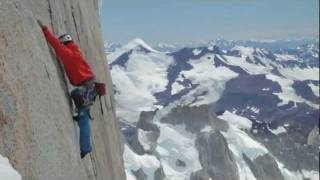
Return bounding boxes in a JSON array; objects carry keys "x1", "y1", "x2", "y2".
[
  {"x1": 136, "y1": 110, "x2": 160, "y2": 154},
  {"x1": 307, "y1": 126, "x2": 320, "y2": 146},
  {"x1": 195, "y1": 131, "x2": 239, "y2": 180},
  {"x1": 0, "y1": 0, "x2": 125, "y2": 179},
  {"x1": 154, "y1": 166, "x2": 166, "y2": 180},
  {"x1": 243, "y1": 153, "x2": 284, "y2": 180},
  {"x1": 253, "y1": 129, "x2": 319, "y2": 172},
  {"x1": 137, "y1": 110, "x2": 160, "y2": 133},
  {"x1": 160, "y1": 105, "x2": 228, "y2": 133},
  {"x1": 132, "y1": 168, "x2": 147, "y2": 180},
  {"x1": 190, "y1": 169, "x2": 211, "y2": 180},
  {"x1": 175, "y1": 159, "x2": 186, "y2": 167},
  {"x1": 125, "y1": 128, "x2": 145, "y2": 155}
]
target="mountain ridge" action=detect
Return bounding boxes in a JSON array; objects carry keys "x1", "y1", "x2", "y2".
[{"x1": 109, "y1": 38, "x2": 319, "y2": 180}]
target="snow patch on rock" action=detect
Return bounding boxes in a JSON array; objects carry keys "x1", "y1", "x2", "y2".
[
  {"x1": 269, "y1": 126, "x2": 287, "y2": 135},
  {"x1": 192, "y1": 48, "x2": 202, "y2": 56},
  {"x1": 308, "y1": 83, "x2": 319, "y2": 97},
  {"x1": 219, "y1": 111, "x2": 252, "y2": 130},
  {"x1": 266, "y1": 74, "x2": 318, "y2": 108},
  {"x1": 231, "y1": 46, "x2": 255, "y2": 57},
  {"x1": 155, "y1": 123, "x2": 202, "y2": 179},
  {"x1": 219, "y1": 112, "x2": 268, "y2": 179},
  {"x1": 279, "y1": 67, "x2": 319, "y2": 81},
  {"x1": 0, "y1": 154, "x2": 21, "y2": 180},
  {"x1": 274, "y1": 54, "x2": 298, "y2": 61},
  {"x1": 111, "y1": 52, "x2": 174, "y2": 122},
  {"x1": 124, "y1": 145, "x2": 160, "y2": 180},
  {"x1": 177, "y1": 55, "x2": 238, "y2": 106},
  {"x1": 171, "y1": 81, "x2": 186, "y2": 95},
  {"x1": 124, "y1": 38, "x2": 160, "y2": 53}
]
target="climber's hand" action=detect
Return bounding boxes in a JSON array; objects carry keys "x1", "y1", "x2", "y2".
[{"x1": 37, "y1": 19, "x2": 44, "y2": 28}]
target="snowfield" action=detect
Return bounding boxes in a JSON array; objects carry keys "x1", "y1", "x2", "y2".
[
  {"x1": 219, "y1": 111, "x2": 267, "y2": 180},
  {"x1": 308, "y1": 83, "x2": 320, "y2": 96},
  {"x1": 223, "y1": 54, "x2": 272, "y2": 74},
  {"x1": 124, "y1": 145, "x2": 161, "y2": 180},
  {"x1": 266, "y1": 74, "x2": 318, "y2": 108},
  {"x1": 178, "y1": 55, "x2": 238, "y2": 106},
  {"x1": 155, "y1": 123, "x2": 202, "y2": 180},
  {"x1": 219, "y1": 111, "x2": 319, "y2": 180},
  {"x1": 274, "y1": 54, "x2": 298, "y2": 61},
  {"x1": 110, "y1": 46, "x2": 174, "y2": 122},
  {"x1": 0, "y1": 154, "x2": 21, "y2": 180},
  {"x1": 279, "y1": 67, "x2": 319, "y2": 81}
]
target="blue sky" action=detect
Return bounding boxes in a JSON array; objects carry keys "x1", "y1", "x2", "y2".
[{"x1": 100, "y1": 0, "x2": 319, "y2": 45}]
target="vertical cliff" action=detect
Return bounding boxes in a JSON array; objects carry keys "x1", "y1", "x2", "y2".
[{"x1": 0, "y1": 0, "x2": 126, "y2": 179}]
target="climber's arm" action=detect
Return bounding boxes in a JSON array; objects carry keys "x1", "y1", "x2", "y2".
[
  {"x1": 37, "y1": 19, "x2": 72, "y2": 59},
  {"x1": 41, "y1": 26, "x2": 64, "y2": 51}
]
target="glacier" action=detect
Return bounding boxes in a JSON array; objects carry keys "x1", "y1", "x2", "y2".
[{"x1": 107, "y1": 38, "x2": 319, "y2": 180}]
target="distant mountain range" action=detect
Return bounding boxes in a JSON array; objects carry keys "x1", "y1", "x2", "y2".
[
  {"x1": 105, "y1": 38, "x2": 319, "y2": 53},
  {"x1": 107, "y1": 38, "x2": 319, "y2": 180}
]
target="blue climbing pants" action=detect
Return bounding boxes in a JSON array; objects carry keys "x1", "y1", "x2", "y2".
[
  {"x1": 71, "y1": 83, "x2": 97, "y2": 154},
  {"x1": 77, "y1": 108, "x2": 92, "y2": 153}
]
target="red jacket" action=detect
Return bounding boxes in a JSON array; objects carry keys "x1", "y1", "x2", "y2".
[{"x1": 42, "y1": 26, "x2": 95, "y2": 86}]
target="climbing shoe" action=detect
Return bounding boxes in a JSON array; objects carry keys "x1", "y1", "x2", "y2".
[
  {"x1": 73, "y1": 115, "x2": 80, "y2": 122},
  {"x1": 81, "y1": 152, "x2": 89, "y2": 159}
]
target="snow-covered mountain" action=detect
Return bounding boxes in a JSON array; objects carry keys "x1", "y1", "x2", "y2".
[
  {"x1": 107, "y1": 38, "x2": 319, "y2": 180},
  {"x1": 150, "y1": 38, "x2": 319, "y2": 52},
  {"x1": 105, "y1": 38, "x2": 318, "y2": 54},
  {"x1": 105, "y1": 42, "x2": 121, "y2": 54},
  {"x1": 211, "y1": 38, "x2": 319, "y2": 51}
]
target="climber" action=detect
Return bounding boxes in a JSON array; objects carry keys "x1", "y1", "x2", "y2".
[{"x1": 37, "y1": 19, "x2": 106, "y2": 159}]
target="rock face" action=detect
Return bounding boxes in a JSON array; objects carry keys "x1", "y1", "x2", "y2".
[
  {"x1": 176, "y1": 159, "x2": 186, "y2": 167},
  {"x1": 122, "y1": 110, "x2": 160, "y2": 155},
  {"x1": 121, "y1": 110, "x2": 166, "y2": 180},
  {"x1": 160, "y1": 105, "x2": 213, "y2": 133},
  {"x1": 243, "y1": 153, "x2": 284, "y2": 180},
  {"x1": 194, "y1": 131, "x2": 239, "y2": 180},
  {"x1": 132, "y1": 168, "x2": 147, "y2": 180},
  {"x1": 137, "y1": 110, "x2": 160, "y2": 133},
  {"x1": 154, "y1": 166, "x2": 166, "y2": 180},
  {"x1": 307, "y1": 126, "x2": 320, "y2": 146},
  {"x1": 123, "y1": 127, "x2": 145, "y2": 155},
  {"x1": 0, "y1": 0, "x2": 125, "y2": 180},
  {"x1": 136, "y1": 111, "x2": 160, "y2": 154},
  {"x1": 190, "y1": 169, "x2": 212, "y2": 180},
  {"x1": 160, "y1": 105, "x2": 229, "y2": 134},
  {"x1": 253, "y1": 126, "x2": 319, "y2": 172}
]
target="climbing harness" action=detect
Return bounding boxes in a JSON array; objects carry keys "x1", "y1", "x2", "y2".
[{"x1": 71, "y1": 80, "x2": 107, "y2": 120}]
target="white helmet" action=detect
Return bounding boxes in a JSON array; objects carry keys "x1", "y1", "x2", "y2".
[{"x1": 59, "y1": 34, "x2": 73, "y2": 44}]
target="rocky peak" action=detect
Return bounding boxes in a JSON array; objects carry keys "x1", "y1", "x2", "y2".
[{"x1": 194, "y1": 131, "x2": 239, "y2": 180}]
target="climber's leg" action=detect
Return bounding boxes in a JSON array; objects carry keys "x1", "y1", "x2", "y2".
[{"x1": 77, "y1": 108, "x2": 92, "y2": 158}]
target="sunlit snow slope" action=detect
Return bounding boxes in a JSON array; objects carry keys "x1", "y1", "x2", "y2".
[{"x1": 108, "y1": 39, "x2": 319, "y2": 180}]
